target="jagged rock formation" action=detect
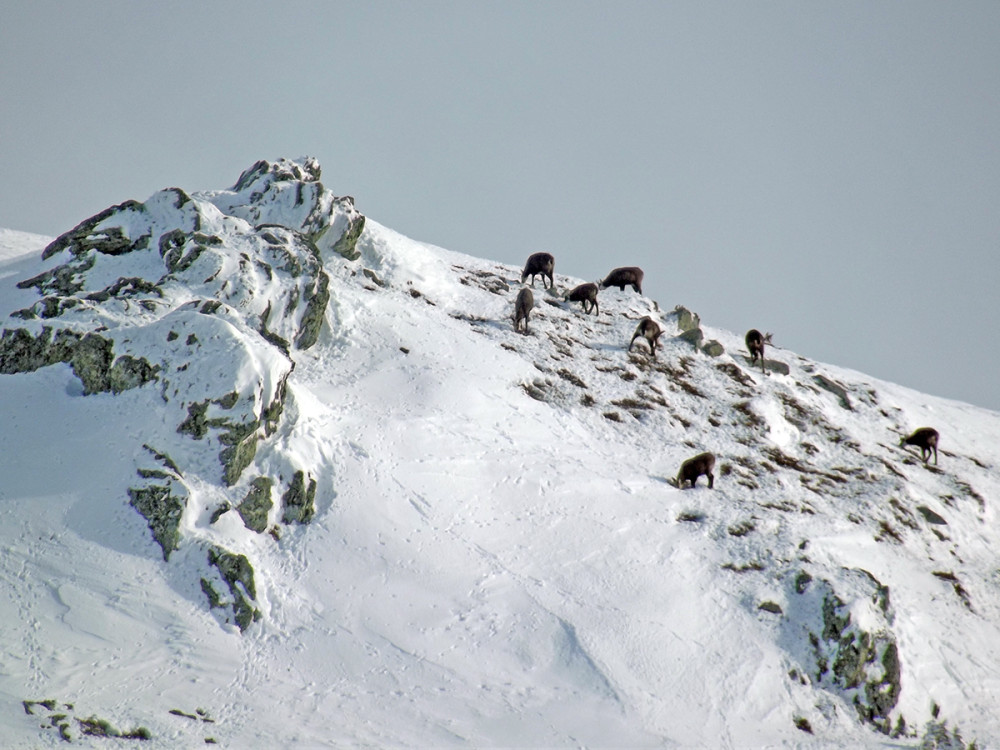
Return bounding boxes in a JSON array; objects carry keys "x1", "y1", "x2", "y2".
[
  {"x1": 790, "y1": 571, "x2": 902, "y2": 733},
  {"x1": 0, "y1": 157, "x2": 361, "y2": 630}
]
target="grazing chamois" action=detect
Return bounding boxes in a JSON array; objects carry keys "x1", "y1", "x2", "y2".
[
  {"x1": 564, "y1": 282, "x2": 600, "y2": 315},
  {"x1": 745, "y1": 329, "x2": 773, "y2": 375},
  {"x1": 513, "y1": 287, "x2": 534, "y2": 334},
  {"x1": 521, "y1": 252, "x2": 555, "y2": 289},
  {"x1": 677, "y1": 452, "x2": 716, "y2": 489},
  {"x1": 601, "y1": 266, "x2": 644, "y2": 294},
  {"x1": 629, "y1": 316, "x2": 663, "y2": 356},
  {"x1": 899, "y1": 427, "x2": 939, "y2": 465}
]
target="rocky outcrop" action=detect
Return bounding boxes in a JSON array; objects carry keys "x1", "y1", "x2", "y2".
[
  {"x1": 701, "y1": 339, "x2": 725, "y2": 357},
  {"x1": 281, "y1": 470, "x2": 317, "y2": 525},
  {"x1": 0, "y1": 327, "x2": 159, "y2": 394},
  {"x1": 128, "y1": 483, "x2": 186, "y2": 561},
  {"x1": 0, "y1": 157, "x2": 364, "y2": 632},
  {"x1": 206, "y1": 157, "x2": 366, "y2": 261},
  {"x1": 792, "y1": 572, "x2": 902, "y2": 734},
  {"x1": 814, "y1": 373, "x2": 853, "y2": 410},
  {"x1": 238, "y1": 477, "x2": 273, "y2": 533},
  {"x1": 205, "y1": 546, "x2": 261, "y2": 632},
  {"x1": 672, "y1": 305, "x2": 700, "y2": 333}
]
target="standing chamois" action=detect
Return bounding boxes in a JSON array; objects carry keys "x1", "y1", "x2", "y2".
[
  {"x1": 600, "y1": 266, "x2": 644, "y2": 294},
  {"x1": 745, "y1": 329, "x2": 773, "y2": 375},
  {"x1": 899, "y1": 427, "x2": 939, "y2": 465},
  {"x1": 677, "y1": 452, "x2": 716, "y2": 489},
  {"x1": 564, "y1": 282, "x2": 600, "y2": 315},
  {"x1": 629, "y1": 316, "x2": 663, "y2": 356},
  {"x1": 521, "y1": 252, "x2": 555, "y2": 289},
  {"x1": 513, "y1": 287, "x2": 534, "y2": 334}
]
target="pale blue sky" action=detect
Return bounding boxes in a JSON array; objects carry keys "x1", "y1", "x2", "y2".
[{"x1": 3, "y1": 1, "x2": 999, "y2": 410}]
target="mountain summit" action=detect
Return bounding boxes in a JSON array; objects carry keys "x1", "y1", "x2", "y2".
[{"x1": 1, "y1": 158, "x2": 997, "y2": 747}]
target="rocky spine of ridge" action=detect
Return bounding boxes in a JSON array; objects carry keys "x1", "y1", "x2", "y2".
[{"x1": 0, "y1": 158, "x2": 363, "y2": 631}]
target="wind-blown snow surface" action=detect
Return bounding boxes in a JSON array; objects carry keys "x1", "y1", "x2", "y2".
[{"x1": 2, "y1": 161, "x2": 999, "y2": 748}]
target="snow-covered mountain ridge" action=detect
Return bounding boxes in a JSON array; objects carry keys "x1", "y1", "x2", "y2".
[{"x1": 1, "y1": 158, "x2": 997, "y2": 747}]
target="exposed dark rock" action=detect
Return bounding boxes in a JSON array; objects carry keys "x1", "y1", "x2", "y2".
[
  {"x1": 702, "y1": 339, "x2": 725, "y2": 357},
  {"x1": 814, "y1": 374, "x2": 853, "y2": 410},
  {"x1": 917, "y1": 505, "x2": 948, "y2": 525},
  {"x1": 69, "y1": 334, "x2": 114, "y2": 394},
  {"x1": 219, "y1": 423, "x2": 261, "y2": 487},
  {"x1": 177, "y1": 400, "x2": 211, "y2": 439},
  {"x1": 0, "y1": 327, "x2": 64, "y2": 373},
  {"x1": 294, "y1": 267, "x2": 330, "y2": 350},
  {"x1": 108, "y1": 354, "x2": 159, "y2": 393},
  {"x1": 281, "y1": 470, "x2": 317, "y2": 524},
  {"x1": 330, "y1": 197, "x2": 366, "y2": 261},
  {"x1": 803, "y1": 579, "x2": 901, "y2": 734},
  {"x1": 673, "y1": 305, "x2": 700, "y2": 332},
  {"x1": 0, "y1": 326, "x2": 158, "y2": 395},
  {"x1": 238, "y1": 477, "x2": 273, "y2": 533},
  {"x1": 206, "y1": 546, "x2": 261, "y2": 631},
  {"x1": 128, "y1": 483, "x2": 185, "y2": 561},
  {"x1": 40, "y1": 200, "x2": 145, "y2": 261},
  {"x1": 677, "y1": 327, "x2": 704, "y2": 349},
  {"x1": 362, "y1": 268, "x2": 386, "y2": 287}
]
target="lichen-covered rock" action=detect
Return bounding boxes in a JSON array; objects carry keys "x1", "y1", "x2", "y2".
[
  {"x1": 329, "y1": 198, "x2": 366, "y2": 261},
  {"x1": 177, "y1": 400, "x2": 210, "y2": 439},
  {"x1": 0, "y1": 326, "x2": 64, "y2": 373},
  {"x1": 294, "y1": 270, "x2": 330, "y2": 349},
  {"x1": 127, "y1": 483, "x2": 186, "y2": 561},
  {"x1": 108, "y1": 355, "x2": 159, "y2": 393},
  {"x1": 38, "y1": 200, "x2": 146, "y2": 261},
  {"x1": 0, "y1": 325, "x2": 159, "y2": 394},
  {"x1": 1, "y1": 157, "x2": 348, "y2": 631},
  {"x1": 206, "y1": 546, "x2": 261, "y2": 631},
  {"x1": 702, "y1": 339, "x2": 725, "y2": 357},
  {"x1": 220, "y1": 432, "x2": 260, "y2": 487},
  {"x1": 795, "y1": 574, "x2": 902, "y2": 734},
  {"x1": 677, "y1": 327, "x2": 704, "y2": 349},
  {"x1": 69, "y1": 333, "x2": 114, "y2": 394},
  {"x1": 281, "y1": 470, "x2": 317, "y2": 524},
  {"x1": 204, "y1": 157, "x2": 366, "y2": 266},
  {"x1": 673, "y1": 305, "x2": 701, "y2": 333},
  {"x1": 238, "y1": 477, "x2": 273, "y2": 533}
]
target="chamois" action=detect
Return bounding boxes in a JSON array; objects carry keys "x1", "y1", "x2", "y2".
[
  {"x1": 629, "y1": 316, "x2": 663, "y2": 356},
  {"x1": 899, "y1": 427, "x2": 939, "y2": 465},
  {"x1": 564, "y1": 282, "x2": 600, "y2": 315},
  {"x1": 745, "y1": 329, "x2": 773, "y2": 375},
  {"x1": 513, "y1": 287, "x2": 534, "y2": 334},
  {"x1": 521, "y1": 252, "x2": 555, "y2": 289},
  {"x1": 601, "y1": 266, "x2": 644, "y2": 294},
  {"x1": 677, "y1": 452, "x2": 716, "y2": 489}
]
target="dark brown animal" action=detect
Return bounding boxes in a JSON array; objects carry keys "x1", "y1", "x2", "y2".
[
  {"x1": 513, "y1": 287, "x2": 534, "y2": 334},
  {"x1": 745, "y1": 329, "x2": 773, "y2": 375},
  {"x1": 521, "y1": 252, "x2": 554, "y2": 289},
  {"x1": 899, "y1": 427, "x2": 939, "y2": 465},
  {"x1": 677, "y1": 452, "x2": 715, "y2": 489},
  {"x1": 601, "y1": 266, "x2": 644, "y2": 294},
  {"x1": 629, "y1": 316, "x2": 663, "y2": 356},
  {"x1": 564, "y1": 282, "x2": 599, "y2": 315}
]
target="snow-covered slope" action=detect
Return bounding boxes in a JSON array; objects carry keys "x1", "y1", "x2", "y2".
[{"x1": 1, "y1": 159, "x2": 997, "y2": 748}]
